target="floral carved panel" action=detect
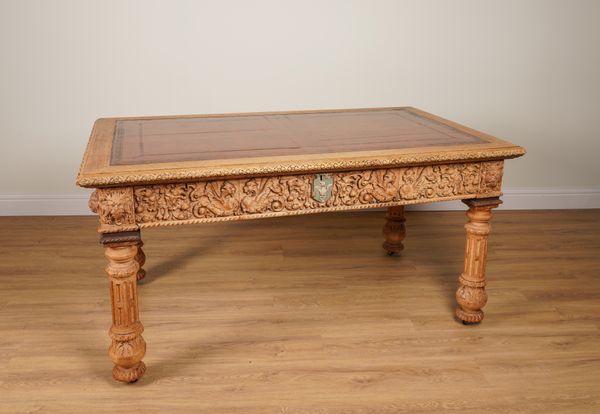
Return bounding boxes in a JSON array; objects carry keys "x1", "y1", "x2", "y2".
[{"x1": 130, "y1": 161, "x2": 502, "y2": 228}]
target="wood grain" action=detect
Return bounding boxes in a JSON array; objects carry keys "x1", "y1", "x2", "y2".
[{"x1": 1, "y1": 210, "x2": 599, "y2": 412}]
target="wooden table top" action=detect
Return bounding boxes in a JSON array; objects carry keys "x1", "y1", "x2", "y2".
[{"x1": 77, "y1": 107, "x2": 524, "y2": 187}]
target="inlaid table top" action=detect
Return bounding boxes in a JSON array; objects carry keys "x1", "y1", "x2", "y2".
[
  {"x1": 76, "y1": 107, "x2": 525, "y2": 384},
  {"x1": 76, "y1": 107, "x2": 524, "y2": 187}
]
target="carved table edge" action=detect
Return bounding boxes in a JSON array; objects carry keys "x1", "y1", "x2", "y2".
[{"x1": 77, "y1": 147, "x2": 524, "y2": 188}]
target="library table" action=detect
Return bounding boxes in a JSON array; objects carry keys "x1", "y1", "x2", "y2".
[{"x1": 76, "y1": 107, "x2": 525, "y2": 382}]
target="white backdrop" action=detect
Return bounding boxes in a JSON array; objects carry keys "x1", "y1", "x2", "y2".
[{"x1": 1, "y1": 0, "x2": 599, "y2": 214}]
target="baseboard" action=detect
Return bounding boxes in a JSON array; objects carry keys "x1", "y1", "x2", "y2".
[
  {"x1": 0, "y1": 187, "x2": 599, "y2": 216},
  {"x1": 409, "y1": 187, "x2": 600, "y2": 211},
  {"x1": 0, "y1": 192, "x2": 94, "y2": 216}
]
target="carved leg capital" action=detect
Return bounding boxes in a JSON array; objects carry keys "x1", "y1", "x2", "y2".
[
  {"x1": 456, "y1": 198, "x2": 501, "y2": 324},
  {"x1": 383, "y1": 205, "x2": 406, "y2": 255},
  {"x1": 102, "y1": 231, "x2": 146, "y2": 382}
]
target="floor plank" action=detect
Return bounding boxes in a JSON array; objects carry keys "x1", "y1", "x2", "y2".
[{"x1": 0, "y1": 210, "x2": 599, "y2": 413}]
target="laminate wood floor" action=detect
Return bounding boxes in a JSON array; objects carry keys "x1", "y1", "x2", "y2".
[{"x1": 1, "y1": 210, "x2": 599, "y2": 413}]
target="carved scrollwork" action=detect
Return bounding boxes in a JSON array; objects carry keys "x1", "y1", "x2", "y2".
[{"x1": 132, "y1": 161, "x2": 501, "y2": 227}]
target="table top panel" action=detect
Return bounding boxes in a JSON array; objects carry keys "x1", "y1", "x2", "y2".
[
  {"x1": 77, "y1": 107, "x2": 525, "y2": 187},
  {"x1": 111, "y1": 109, "x2": 485, "y2": 165}
]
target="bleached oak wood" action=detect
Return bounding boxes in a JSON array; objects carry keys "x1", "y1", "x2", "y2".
[
  {"x1": 455, "y1": 198, "x2": 502, "y2": 324},
  {"x1": 102, "y1": 233, "x2": 146, "y2": 382},
  {"x1": 76, "y1": 107, "x2": 524, "y2": 382}
]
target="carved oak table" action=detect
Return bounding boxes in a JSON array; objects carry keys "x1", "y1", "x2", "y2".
[{"x1": 76, "y1": 107, "x2": 525, "y2": 383}]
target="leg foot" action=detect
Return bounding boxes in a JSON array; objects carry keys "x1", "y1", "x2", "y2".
[
  {"x1": 455, "y1": 198, "x2": 501, "y2": 324},
  {"x1": 456, "y1": 285, "x2": 487, "y2": 323},
  {"x1": 382, "y1": 205, "x2": 406, "y2": 255},
  {"x1": 112, "y1": 361, "x2": 146, "y2": 383}
]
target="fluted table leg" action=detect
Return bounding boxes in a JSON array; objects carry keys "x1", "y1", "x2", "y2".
[
  {"x1": 383, "y1": 205, "x2": 406, "y2": 255},
  {"x1": 102, "y1": 231, "x2": 147, "y2": 382},
  {"x1": 456, "y1": 198, "x2": 502, "y2": 324}
]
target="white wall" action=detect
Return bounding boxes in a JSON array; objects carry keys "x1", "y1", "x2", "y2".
[{"x1": 1, "y1": 0, "x2": 599, "y2": 213}]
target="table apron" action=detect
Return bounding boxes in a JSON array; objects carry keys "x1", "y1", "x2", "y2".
[{"x1": 91, "y1": 160, "x2": 504, "y2": 233}]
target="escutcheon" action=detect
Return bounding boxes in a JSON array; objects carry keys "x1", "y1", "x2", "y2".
[{"x1": 312, "y1": 173, "x2": 333, "y2": 203}]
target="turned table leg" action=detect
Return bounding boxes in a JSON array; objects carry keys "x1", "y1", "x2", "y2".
[
  {"x1": 383, "y1": 205, "x2": 406, "y2": 255},
  {"x1": 456, "y1": 198, "x2": 502, "y2": 324},
  {"x1": 135, "y1": 240, "x2": 146, "y2": 281},
  {"x1": 101, "y1": 231, "x2": 147, "y2": 382}
]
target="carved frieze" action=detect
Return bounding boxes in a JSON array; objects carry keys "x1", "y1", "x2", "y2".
[{"x1": 131, "y1": 161, "x2": 502, "y2": 228}]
